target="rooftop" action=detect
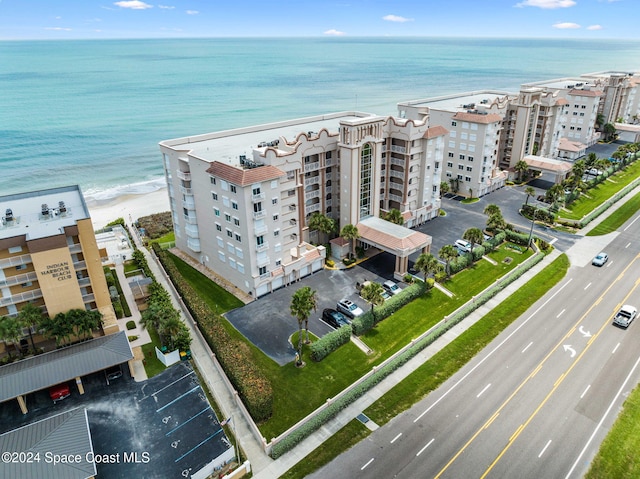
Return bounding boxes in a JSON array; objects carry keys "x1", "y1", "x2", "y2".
[
  {"x1": 521, "y1": 77, "x2": 599, "y2": 92},
  {"x1": 357, "y1": 216, "x2": 431, "y2": 257},
  {"x1": 160, "y1": 111, "x2": 378, "y2": 167},
  {"x1": 0, "y1": 185, "x2": 90, "y2": 241},
  {"x1": 398, "y1": 90, "x2": 512, "y2": 113}
]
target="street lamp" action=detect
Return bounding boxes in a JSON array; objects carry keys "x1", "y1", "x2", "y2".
[{"x1": 527, "y1": 210, "x2": 537, "y2": 250}]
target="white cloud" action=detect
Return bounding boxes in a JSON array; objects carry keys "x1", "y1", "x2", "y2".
[
  {"x1": 324, "y1": 29, "x2": 346, "y2": 36},
  {"x1": 45, "y1": 27, "x2": 72, "y2": 31},
  {"x1": 382, "y1": 14, "x2": 414, "y2": 23},
  {"x1": 114, "y1": 1, "x2": 153, "y2": 10},
  {"x1": 587, "y1": 24, "x2": 603, "y2": 30},
  {"x1": 553, "y1": 22, "x2": 581, "y2": 28},
  {"x1": 158, "y1": 4, "x2": 175, "y2": 8},
  {"x1": 516, "y1": 0, "x2": 576, "y2": 8},
  {"x1": 186, "y1": 10, "x2": 199, "y2": 15}
]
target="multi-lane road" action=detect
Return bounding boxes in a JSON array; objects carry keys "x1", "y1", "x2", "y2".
[{"x1": 310, "y1": 213, "x2": 640, "y2": 478}]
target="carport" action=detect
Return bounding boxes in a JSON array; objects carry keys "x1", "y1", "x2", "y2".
[
  {"x1": 523, "y1": 155, "x2": 573, "y2": 183},
  {"x1": 0, "y1": 331, "x2": 133, "y2": 414},
  {"x1": 356, "y1": 216, "x2": 431, "y2": 280}
]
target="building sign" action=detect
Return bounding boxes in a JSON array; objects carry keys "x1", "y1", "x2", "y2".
[{"x1": 40, "y1": 261, "x2": 72, "y2": 281}]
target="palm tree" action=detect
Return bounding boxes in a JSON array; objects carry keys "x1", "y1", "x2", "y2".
[
  {"x1": 17, "y1": 303, "x2": 43, "y2": 351},
  {"x1": 383, "y1": 208, "x2": 404, "y2": 225},
  {"x1": 483, "y1": 204, "x2": 501, "y2": 217},
  {"x1": 514, "y1": 160, "x2": 529, "y2": 182},
  {"x1": 440, "y1": 181, "x2": 450, "y2": 198},
  {"x1": 545, "y1": 184, "x2": 565, "y2": 208},
  {"x1": 340, "y1": 224, "x2": 360, "y2": 260},
  {"x1": 360, "y1": 282, "x2": 385, "y2": 312},
  {"x1": 438, "y1": 244, "x2": 458, "y2": 278},
  {"x1": 462, "y1": 228, "x2": 484, "y2": 260},
  {"x1": 603, "y1": 123, "x2": 616, "y2": 142},
  {"x1": 290, "y1": 286, "x2": 317, "y2": 365},
  {"x1": 484, "y1": 204, "x2": 506, "y2": 232},
  {"x1": 307, "y1": 213, "x2": 336, "y2": 244},
  {"x1": 571, "y1": 159, "x2": 586, "y2": 181},
  {"x1": 158, "y1": 316, "x2": 185, "y2": 350},
  {"x1": 585, "y1": 152, "x2": 597, "y2": 169},
  {"x1": 524, "y1": 186, "x2": 535, "y2": 206},
  {"x1": 0, "y1": 315, "x2": 23, "y2": 359},
  {"x1": 414, "y1": 253, "x2": 439, "y2": 283}
]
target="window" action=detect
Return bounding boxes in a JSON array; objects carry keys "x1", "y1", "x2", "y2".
[
  {"x1": 276, "y1": 259, "x2": 282, "y2": 266},
  {"x1": 448, "y1": 141, "x2": 456, "y2": 148},
  {"x1": 435, "y1": 161, "x2": 440, "y2": 169},
  {"x1": 256, "y1": 235, "x2": 264, "y2": 246},
  {"x1": 237, "y1": 263, "x2": 245, "y2": 273},
  {"x1": 227, "y1": 229, "x2": 233, "y2": 238},
  {"x1": 22, "y1": 282, "x2": 33, "y2": 288},
  {"x1": 579, "y1": 112, "x2": 585, "y2": 117},
  {"x1": 233, "y1": 217, "x2": 240, "y2": 226},
  {"x1": 275, "y1": 243, "x2": 282, "y2": 252},
  {"x1": 16, "y1": 264, "x2": 27, "y2": 271},
  {"x1": 460, "y1": 143, "x2": 467, "y2": 151},
  {"x1": 459, "y1": 154, "x2": 465, "y2": 160},
  {"x1": 460, "y1": 132, "x2": 467, "y2": 140},
  {"x1": 221, "y1": 180, "x2": 228, "y2": 191},
  {"x1": 8, "y1": 246, "x2": 23, "y2": 254},
  {"x1": 223, "y1": 196, "x2": 230, "y2": 207},
  {"x1": 229, "y1": 258, "x2": 236, "y2": 269},
  {"x1": 217, "y1": 236, "x2": 224, "y2": 247},
  {"x1": 288, "y1": 189, "x2": 295, "y2": 197},
  {"x1": 236, "y1": 247, "x2": 243, "y2": 259},
  {"x1": 451, "y1": 121, "x2": 457, "y2": 126},
  {"x1": 449, "y1": 131, "x2": 457, "y2": 138},
  {"x1": 235, "y1": 233, "x2": 242, "y2": 242},
  {"x1": 212, "y1": 192, "x2": 218, "y2": 201},
  {"x1": 457, "y1": 174, "x2": 463, "y2": 180},
  {"x1": 458, "y1": 165, "x2": 464, "y2": 170},
  {"x1": 573, "y1": 112, "x2": 578, "y2": 116},
  {"x1": 326, "y1": 151, "x2": 332, "y2": 160},
  {"x1": 254, "y1": 202, "x2": 262, "y2": 213},
  {"x1": 218, "y1": 251, "x2": 226, "y2": 262},
  {"x1": 271, "y1": 180, "x2": 278, "y2": 189},
  {"x1": 214, "y1": 208, "x2": 220, "y2": 217},
  {"x1": 287, "y1": 170, "x2": 295, "y2": 180},
  {"x1": 272, "y1": 198, "x2": 278, "y2": 205},
  {"x1": 216, "y1": 223, "x2": 222, "y2": 232},
  {"x1": 274, "y1": 229, "x2": 280, "y2": 237},
  {"x1": 465, "y1": 176, "x2": 472, "y2": 182},
  {"x1": 273, "y1": 214, "x2": 278, "y2": 221},
  {"x1": 446, "y1": 172, "x2": 452, "y2": 178},
  {"x1": 462, "y1": 122, "x2": 469, "y2": 129},
  {"x1": 448, "y1": 152, "x2": 454, "y2": 158},
  {"x1": 227, "y1": 242, "x2": 234, "y2": 253},
  {"x1": 232, "y1": 201, "x2": 238, "y2": 210},
  {"x1": 468, "y1": 156, "x2": 474, "y2": 162},
  {"x1": 259, "y1": 266, "x2": 267, "y2": 275},
  {"x1": 252, "y1": 186, "x2": 261, "y2": 196},
  {"x1": 466, "y1": 166, "x2": 473, "y2": 172},
  {"x1": 225, "y1": 213, "x2": 231, "y2": 222},
  {"x1": 359, "y1": 143, "x2": 373, "y2": 219},
  {"x1": 447, "y1": 162, "x2": 453, "y2": 168},
  {"x1": 210, "y1": 177, "x2": 216, "y2": 185},
  {"x1": 230, "y1": 184, "x2": 237, "y2": 193}
]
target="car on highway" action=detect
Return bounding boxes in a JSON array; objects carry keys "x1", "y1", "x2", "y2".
[
  {"x1": 592, "y1": 252, "x2": 608, "y2": 266},
  {"x1": 382, "y1": 280, "x2": 401, "y2": 296},
  {"x1": 613, "y1": 304, "x2": 637, "y2": 329},
  {"x1": 336, "y1": 299, "x2": 364, "y2": 319},
  {"x1": 321, "y1": 308, "x2": 351, "y2": 328}
]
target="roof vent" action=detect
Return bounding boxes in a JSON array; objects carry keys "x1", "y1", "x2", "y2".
[
  {"x1": 41, "y1": 203, "x2": 50, "y2": 217},
  {"x1": 58, "y1": 201, "x2": 66, "y2": 213}
]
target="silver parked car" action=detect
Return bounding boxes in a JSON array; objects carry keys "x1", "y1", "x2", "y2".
[
  {"x1": 337, "y1": 299, "x2": 364, "y2": 319},
  {"x1": 592, "y1": 252, "x2": 608, "y2": 266}
]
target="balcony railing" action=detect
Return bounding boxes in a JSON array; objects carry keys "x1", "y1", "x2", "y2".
[
  {"x1": 252, "y1": 192, "x2": 265, "y2": 202},
  {"x1": 388, "y1": 194, "x2": 403, "y2": 203},
  {"x1": 0, "y1": 288, "x2": 43, "y2": 307},
  {"x1": 304, "y1": 162, "x2": 320, "y2": 172},
  {"x1": 305, "y1": 190, "x2": 320, "y2": 199},
  {"x1": 0, "y1": 271, "x2": 38, "y2": 287},
  {"x1": 176, "y1": 170, "x2": 191, "y2": 181},
  {"x1": 390, "y1": 157, "x2": 406, "y2": 167},
  {"x1": 306, "y1": 203, "x2": 320, "y2": 213},
  {"x1": 389, "y1": 170, "x2": 405, "y2": 179},
  {"x1": 390, "y1": 145, "x2": 406, "y2": 154},
  {"x1": 253, "y1": 210, "x2": 266, "y2": 220},
  {"x1": 179, "y1": 185, "x2": 193, "y2": 195},
  {"x1": 187, "y1": 238, "x2": 201, "y2": 252},
  {"x1": 256, "y1": 242, "x2": 269, "y2": 252},
  {"x1": 73, "y1": 260, "x2": 87, "y2": 270},
  {"x1": 82, "y1": 293, "x2": 95, "y2": 303},
  {"x1": 304, "y1": 176, "x2": 320, "y2": 187},
  {"x1": 185, "y1": 224, "x2": 199, "y2": 238},
  {"x1": 254, "y1": 224, "x2": 268, "y2": 235},
  {"x1": 0, "y1": 254, "x2": 32, "y2": 269},
  {"x1": 184, "y1": 215, "x2": 198, "y2": 225}
]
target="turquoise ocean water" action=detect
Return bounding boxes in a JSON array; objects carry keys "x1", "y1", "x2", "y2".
[{"x1": 1, "y1": 37, "x2": 639, "y2": 203}]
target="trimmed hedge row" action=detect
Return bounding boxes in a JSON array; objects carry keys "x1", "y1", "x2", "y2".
[
  {"x1": 152, "y1": 244, "x2": 273, "y2": 422},
  {"x1": 351, "y1": 281, "x2": 427, "y2": 336},
  {"x1": 270, "y1": 251, "x2": 545, "y2": 459},
  {"x1": 310, "y1": 325, "x2": 352, "y2": 362}
]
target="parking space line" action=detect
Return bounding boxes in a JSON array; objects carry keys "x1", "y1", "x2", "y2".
[
  {"x1": 165, "y1": 407, "x2": 211, "y2": 436},
  {"x1": 174, "y1": 429, "x2": 223, "y2": 463},
  {"x1": 157, "y1": 385, "x2": 200, "y2": 412},
  {"x1": 152, "y1": 370, "x2": 196, "y2": 398}
]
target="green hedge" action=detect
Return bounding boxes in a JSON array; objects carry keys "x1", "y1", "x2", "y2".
[
  {"x1": 310, "y1": 325, "x2": 352, "y2": 362},
  {"x1": 152, "y1": 243, "x2": 273, "y2": 422}
]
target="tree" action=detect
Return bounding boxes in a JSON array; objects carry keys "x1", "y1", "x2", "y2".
[
  {"x1": 484, "y1": 204, "x2": 506, "y2": 232},
  {"x1": 0, "y1": 315, "x2": 23, "y2": 359},
  {"x1": 158, "y1": 317, "x2": 185, "y2": 351},
  {"x1": 603, "y1": 123, "x2": 616, "y2": 142},
  {"x1": 524, "y1": 186, "x2": 535, "y2": 206},
  {"x1": 438, "y1": 245, "x2": 458, "y2": 278},
  {"x1": 545, "y1": 184, "x2": 565, "y2": 208},
  {"x1": 290, "y1": 286, "x2": 317, "y2": 365},
  {"x1": 483, "y1": 204, "x2": 501, "y2": 218},
  {"x1": 440, "y1": 181, "x2": 450, "y2": 197},
  {"x1": 307, "y1": 213, "x2": 336, "y2": 244},
  {"x1": 414, "y1": 253, "x2": 439, "y2": 283},
  {"x1": 514, "y1": 160, "x2": 529, "y2": 182},
  {"x1": 17, "y1": 303, "x2": 43, "y2": 351},
  {"x1": 571, "y1": 159, "x2": 586, "y2": 181},
  {"x1": 340, "y1": 224, "x2": 360, "y2": 260},
  {"x1": 585, "y1": 152, "x2": 597, "y2": 169},
  {"x1": 360, "y1": 282, "x2": 385, "y2": 312},
  {"x1": 383, "y1": 209, "x2": 404, "y2": 226},
  {"x1": 462, "y1": 228, "x2": 484, "y2": 259}
]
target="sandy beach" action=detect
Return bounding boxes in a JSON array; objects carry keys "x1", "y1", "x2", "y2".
[{"x1": 87, "y1": 188, "x2": 171, "y2": 230}]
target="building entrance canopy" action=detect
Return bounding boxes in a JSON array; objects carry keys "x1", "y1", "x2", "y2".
[
  {"x1": 523, "y1": 155, "x2": 573, "y2": 183},
  {"x1": 356, "y1": 216, "x2": 431, "y2": 279}
]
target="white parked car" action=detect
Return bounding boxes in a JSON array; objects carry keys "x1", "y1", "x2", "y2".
[
  {"x1": 382, "y1": 280, "x2": 401, "y2": 295},
  {"x1": 455, "y1": 239, "x2": 472, "y2": 253},
  {"x1": 336, "y1": 299, "x2": 364, "y2": 319}
]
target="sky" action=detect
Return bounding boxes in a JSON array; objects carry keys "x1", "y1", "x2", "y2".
[{"x1": 0, "y1": 0, "x2": 638, "y2": 40}]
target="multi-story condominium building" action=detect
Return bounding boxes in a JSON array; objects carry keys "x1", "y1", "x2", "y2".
[
  {"x1": 0, "y1": 186, "x2": 117, "y2": 345},
  {"x1": 581, "y1": 71, "x2": 640, "y2": 125},
  {"x1": 160, "y1": 112, "x2": 442, "y2": 298},
  {"x1": 398, "y1": 91, "x2": 511, "y2": 197}
]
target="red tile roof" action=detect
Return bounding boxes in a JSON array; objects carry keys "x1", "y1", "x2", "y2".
[
  {"x1": 424, "y1": 125, "x2": 449, "y2": 139},
  {"x1": 568, "y1": 89, "x2": 602, "y2": 97},
  {"x1": 356, "y1": 217, "x2": 430, "y2": 256},
  {"x1": 452, "y1": 111, "x2": 503, "y2": 124},
  {"x1": 206, "y1": 161, "x2": 286, "y2": 186}
]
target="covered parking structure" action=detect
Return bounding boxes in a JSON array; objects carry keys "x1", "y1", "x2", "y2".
[
  {"x1": 0, "y1": 331, "x2": 133, "y2": 414},
  {"x1": 522, "y1": 155, "x2": 573, "y2": 184},
  {"x1": 356, "y1": 216, "x2": 431, "y2": 280}
]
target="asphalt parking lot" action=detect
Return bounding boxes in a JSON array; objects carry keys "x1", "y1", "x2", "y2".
[{"x1": 0, "y1": 362, "x2": 231, "y2": 479}]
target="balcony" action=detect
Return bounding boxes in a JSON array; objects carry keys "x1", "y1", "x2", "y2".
[
  {"x1": 73, "y1": 260, "x2": 87, "y2": 270},
  {"x1": 77, "y1": 276, "x2": 91, "y2": 287},
  {"x1": 388, "y1": 194, "x2": 403, "y2": 203},
  {"x1": 254, "y1": 223, "x2": 268, "y2": 235},
  {"x1": 305, "y1": 190, "x2": 320, "y2": 199},
  {"x1": 0, "y1": 271, "x2": 38, "y2": 287},
  {"x1": 176, "y1": 170, "x2": 191, "y2": 181},
  {"x1": 389, "y1": 170, "x2": 405, "y2": 179},
  {"x1": 185, "y1": 224, "x2": 199, "y2": 238},
  {"x1": 306, "y1": 203, "x2": 320, "y2": 213},
  {"x1": 256, "y1": 255, "x2": 270, "y2": 267},
  {"x1": 256, "y1": 241, "x2": 269, "y2": 252},
  {"x1": 304, "y1": 161, "x2": 320, "y2": 172},
  {"x1": 253, "y1": 210, "x2": 266, "y2": 220},
  {"x1": 184, "y1": 214, "x2": 198, "y2": 225},
  {"x1": 304, "y1": 176, "x2": 320, "y2": 187},
  {"x1": 82, "y1": 293, "x2": 95, "y2": 303},
  {"x1": 0, "y1": 288, "x2": 43, "y2": 307},
  {"x1": 183, "y1": 197, "x2": 196, "y2": 209},
  {"x1": 390, "y1": 157, "x2": 406, "y2": 167},
  {"x1": 390, "y1": 144, "x2": 406, "y2": 154},
  {"x1": 187, "y1": 238, "x2": 201, "y2": 252},
  {"x1": 69, "y1": 243, "x2": 82, "y2": 253},
  {"x1": 252, "y1": 192, "x2": 265, "y2": 202},
  {"x1": 0, "y1": 254, "x2": 32, "y2": 269},
  {"x1": 179, "y1": 185, "x2": 193, "y2": 195}
]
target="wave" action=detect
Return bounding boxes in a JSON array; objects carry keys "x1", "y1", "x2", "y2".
[{"x1": 83, "y1": 177, "x2": 167, "y2": 206}]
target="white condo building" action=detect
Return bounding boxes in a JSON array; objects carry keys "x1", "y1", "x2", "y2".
[
  {"x1": 398, "y1": 91, "x2": 511, "y2": 197},
  {"x1": 580, "y1": 71, "x2": 640, "y2": 125},
  {"x1": 160, "y1": 112, "x2": 445, "y2": 298}
]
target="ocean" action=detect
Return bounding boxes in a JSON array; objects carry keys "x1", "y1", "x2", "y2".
[{"x1": 1, "y1": 37, "x2": 640, "y2": 204}]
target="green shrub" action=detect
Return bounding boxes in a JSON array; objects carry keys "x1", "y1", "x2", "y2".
[
  {"x1": 505, "y1": 229, "x2": 530, "y2": 246},
  {"x1": 403, "y1": 274, "x2": 414, "y2": 283},
  {"x1": 310, "y1": 325, "x2": 352, "y2": 362},
  {"x1": 126, "y1": 320, "x2": 136, "y2": 330},
  {"x1": 128, "y1": 335, "x2": 138, "y2": 342},
  {"x1": 112, "y1": 299, "x2": 124, "y2": 319},
  {"x1": 356, "y1": 246, "x2": 365, "y2": 259},
  {"x1": 425, "y1": 277, "x2": 435, "y2": 289}
]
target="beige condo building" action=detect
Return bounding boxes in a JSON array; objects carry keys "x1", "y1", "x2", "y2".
[
  {"x1": 0, "y1": 185, "x2": 117, "y2": 355},
  {"x1": 160, "y1": 111, "x2": 445, "y2": 298}
]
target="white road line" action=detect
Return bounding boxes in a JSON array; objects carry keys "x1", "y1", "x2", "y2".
[
  {"x1": 390, "y1": 433, "x2": 402, "y2": 444},
  {"x1": 550, "y1": 238, "x2": 558, "y2": 245},
  {"x1": 477, "y1": 383, "x2": 492, "y2": 398},
  {"x1": 538, "y1": 439, "x2": 552, "y2": 458},
  {"x1": 566, "y1": 353, "x2": 640, "y2": 478},
  {"x1": 584, "y1": 282, "x2": 592, "y2": 291},
  {"x1": 606, "y1": 261, "x2": 613, "y2": 268},
  {"x1": 626, "y1": 242, "x2": 632, "y2": 249},
  {"x1": 612, "y1": 342, "x2": 621, "y2": 354},
  {"x1": 416, "y1": 439, "x2": 435, "y2": 456},
  {"x1": 413, "y1": 279, "x2": 573, "y2": 423},
  {"x1": 623, "y1": 215, "x2": 640, "y2": 231},
  {"x1": 580, "y1": 384, "x2": 591, "y2": 399},
  {"x1": 557, "y1": 309, "x2": 566, "y2": 318},
  {"x1": 361, "y1": 458, "x2": 374, "y2": 470},
  {"x1": 522, "y1": 341, "x2": 533, "y2": 353}
]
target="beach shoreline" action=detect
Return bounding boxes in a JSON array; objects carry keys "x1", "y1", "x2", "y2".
[{"x1": 87, "y1": 188, "x2": 171, "y2": 230}]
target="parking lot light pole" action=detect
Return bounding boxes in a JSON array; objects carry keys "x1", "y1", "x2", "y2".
[{"x1": 527, "y1": 210, "x2": 536, "y2": 250}]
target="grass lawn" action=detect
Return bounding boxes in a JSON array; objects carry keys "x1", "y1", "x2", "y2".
[
  {"x1": 559, "y1": 161, "x2": 640, "y2": 220},
  {"x1": 166, "y1": 252, "x2": 244, "y2": 313},
  {"x1": 141, "y1": 326, "x2": 167, "y2": 378},
  {"x1": 149, "y1": 231, "x2": 175, "y2": 245},
  {"x1": 586, "y1": 190, "x2": 640, "y2": 236},
  {"x1": 586, "y1": 381, "x2": 640, "y2": 478}
]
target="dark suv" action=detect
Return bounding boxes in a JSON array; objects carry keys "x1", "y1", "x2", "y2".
[{"x1": 322, "y1": 308, "x2": 350, "y2": 329}]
